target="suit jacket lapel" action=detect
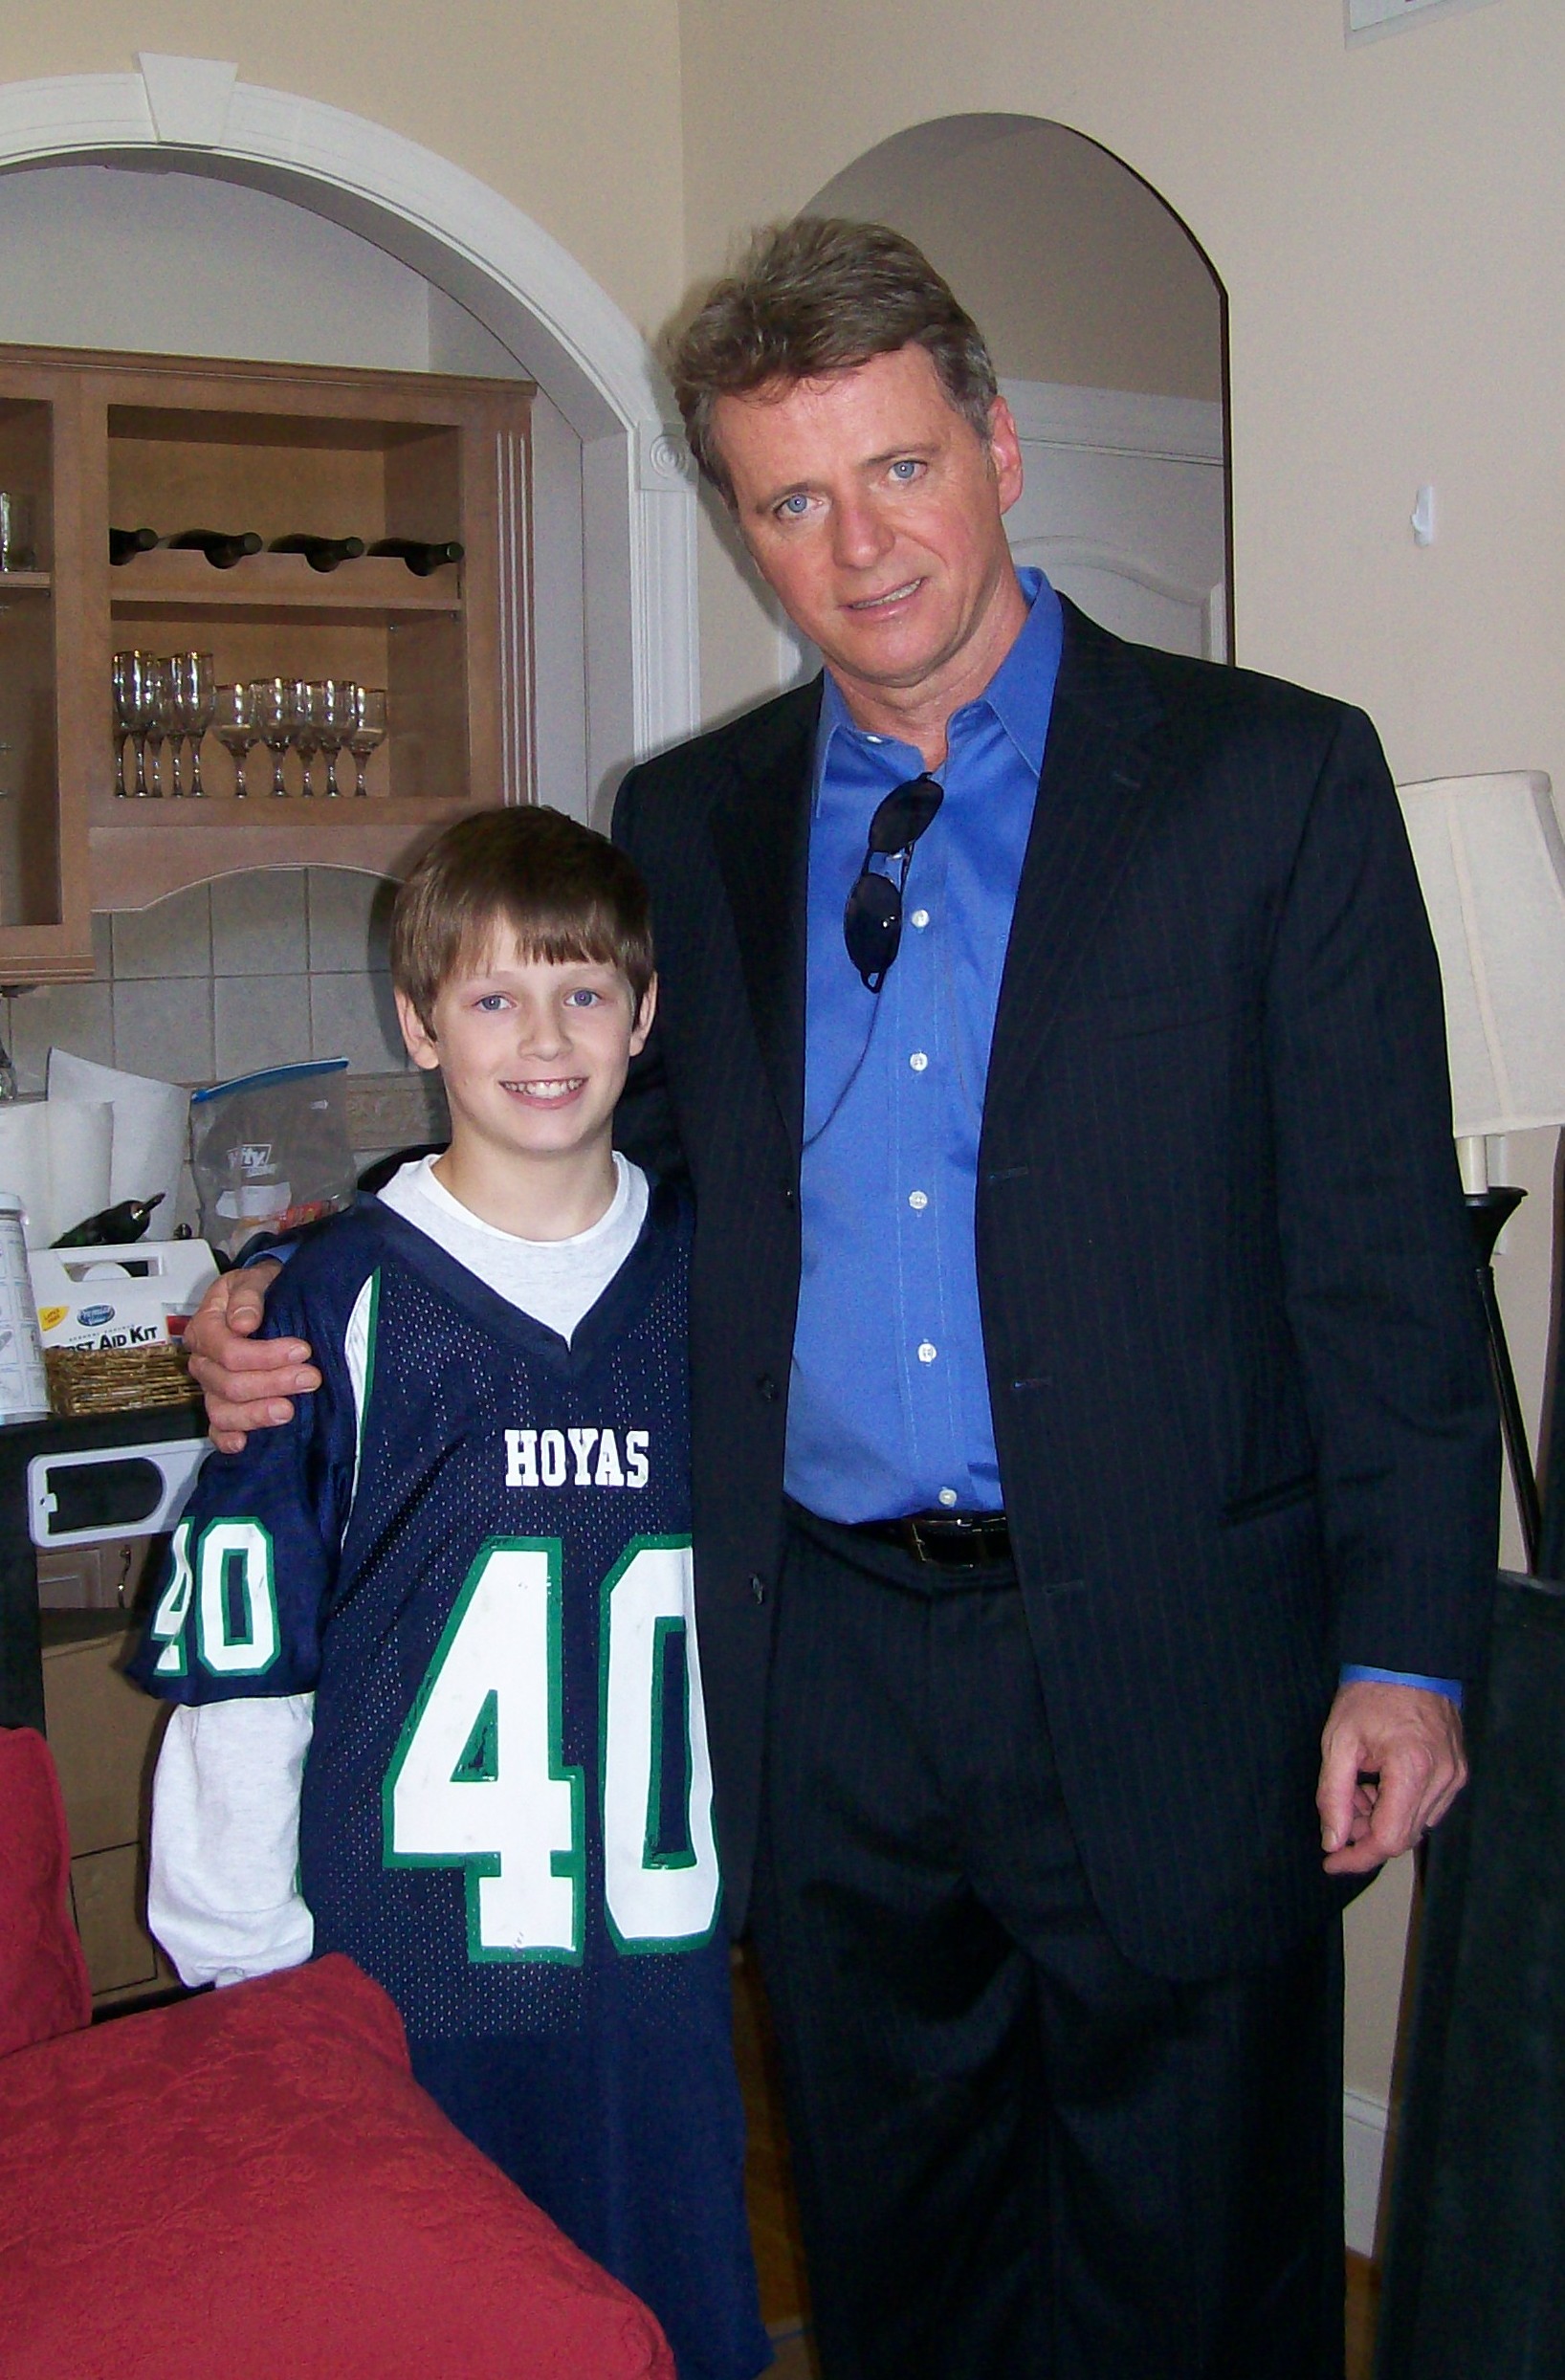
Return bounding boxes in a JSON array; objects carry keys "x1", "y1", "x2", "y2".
[
  {"x1": 984, "y1": 603, "x2": 1168, "y2": 1111},
  {"x1": 709, "y1": 680, "x2": 820, "y2": 1157}
]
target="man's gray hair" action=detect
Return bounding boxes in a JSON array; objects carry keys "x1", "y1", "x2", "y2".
[{"x1": 670, "y1": 217, "x2": 999, "y2": 504}]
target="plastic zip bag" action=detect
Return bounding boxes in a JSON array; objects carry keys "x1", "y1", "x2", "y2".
[{"x1": 189, "y1": 1058, "x2": 355, "y2": 1264}]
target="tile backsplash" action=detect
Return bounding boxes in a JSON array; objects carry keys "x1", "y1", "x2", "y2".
[{"x1": 3, "y1": 869, "x2": 408, "y2": 1094}]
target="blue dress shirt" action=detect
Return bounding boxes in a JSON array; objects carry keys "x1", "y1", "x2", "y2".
[
  {"x1": 780, "y1": 564, "x2": 1460, "y2": 1706},
  {"x1": 785, "y1": 568, "x2": 1062, "y2": 1522}
]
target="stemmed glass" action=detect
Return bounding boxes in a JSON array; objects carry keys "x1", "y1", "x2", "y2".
[
  {"x1": 252, "y1": 676, "x2": 303, "y2": 798},
  {"x1": 347, "y1": 685, "x2": 387, "y2": 798},
  {"x1": 292, "y1": 678, "x2": 322, "y2": 797},
  {"x1": 311, "y1": 679, "x2": 357, "y2": 798},
  {"x1": 211, "y1": 683, "x2": 262, "y2": 799},
  {"x1": 111, "y1": 650, "x2": 161, "y2": 798},
  {"x1": 167, "y1": 652, "x2": 215, "y2": 798},
  {"x1": 142, "y1": 661, "x2": 172, "y2": 798}
]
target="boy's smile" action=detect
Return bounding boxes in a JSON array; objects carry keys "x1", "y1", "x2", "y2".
[{"x1": 395, "y1": 935, "x2": 655, "y2": 1240}]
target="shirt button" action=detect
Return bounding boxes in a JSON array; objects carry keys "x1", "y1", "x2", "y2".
[
  {"x1": 937, "y1": 1488, "x2": 959, "y2": 1508},
  {"x1": 908, "y1": 1190, "x2": 928, "y2": 1211},
  {"x1": 909, "y1": 1050, "x2": 929, "y2": 1072},
  {"x1": 910, "y1": 908, "x2": 930, "y2": 930},
  {"x1": 917, "y1": 1341, "x2": 937, "y2": 1364}
]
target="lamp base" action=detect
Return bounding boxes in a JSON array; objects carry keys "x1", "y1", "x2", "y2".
[{"x1": 1465, "y1": 1186, "x2": 1540, "y2": 1571}]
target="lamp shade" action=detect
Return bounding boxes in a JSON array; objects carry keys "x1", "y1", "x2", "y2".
[{"x1": 1397, "y1": 772, "x2": 1565, "y2": 1138}]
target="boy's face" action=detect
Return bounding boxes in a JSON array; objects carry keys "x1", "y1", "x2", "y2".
[{"x1": 395, "y1": 934, "x2": 654, "y2": 1177}]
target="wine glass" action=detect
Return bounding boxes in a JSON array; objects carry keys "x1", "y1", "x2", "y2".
[
  {"x1": 211, "y1": 682, "x2": 262, "y2": 800},
  {"x1": 111, "y1": 650, "x2": 161, "y2": 799},
  {"x1": 141, "y1": 659, "x2": 172, "y2": 799},
  {"x1": 252, "y1": 676, "x2": 303, "y2": 798},
  {"x1": 311, "y1": 679, "x2": 357, "y2": 798},
  {"x1": 347, "y1": 685, "x2": 387, "y2": 798},
  {"x1": 168, "y1": 651, "x2": 215, "y2": 798},
  {"x1": 292, "y1": 678, "x2": 322, "y2": 798}
]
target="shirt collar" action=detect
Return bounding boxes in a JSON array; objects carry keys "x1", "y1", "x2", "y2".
[{"x1": 814, "y1": 567, "x2": 1060, "y2": 805}]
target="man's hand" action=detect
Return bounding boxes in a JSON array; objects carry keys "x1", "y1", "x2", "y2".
[
  {"x1": 183, "y1": 1263, "x2": 320, "y2": 1454},
  {"x1": 1317, "y1": 1679, "x2": 1467, "y2": 1876}
]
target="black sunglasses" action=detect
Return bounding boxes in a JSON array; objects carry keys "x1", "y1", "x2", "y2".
[{"x1": 843, "y1": 774, "x2": 944, "y2": 991}]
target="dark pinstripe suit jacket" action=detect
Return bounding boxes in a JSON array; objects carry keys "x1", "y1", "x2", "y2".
[{"x1": 613, "y1": 600, "x2": 1497, "y2": 1978}]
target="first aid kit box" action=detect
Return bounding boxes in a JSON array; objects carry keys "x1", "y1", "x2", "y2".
[{"x1": 29, "y1": 1241, "x2": 219, "y2": 1352}]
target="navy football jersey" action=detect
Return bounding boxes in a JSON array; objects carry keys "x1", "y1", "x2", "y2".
[{"x1": 132, "y1": 1185, "x2": 767, "y2": 2380}]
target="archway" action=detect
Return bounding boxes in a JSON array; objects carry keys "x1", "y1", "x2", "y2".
[
  {"x1": 781, "y1": 113, "x2": 1231, "y2": 680},
  {"x1": 0, "y1": 55, "x2": 699, "y2": 808}
]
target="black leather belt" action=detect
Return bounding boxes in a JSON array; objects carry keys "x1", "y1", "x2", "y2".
[{"x1": 849, "y1": 1510, "x2": 1011, "y2": 1569}]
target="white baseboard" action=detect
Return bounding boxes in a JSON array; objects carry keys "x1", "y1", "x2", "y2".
[{"x1": 1343, "y1": 2086, "x2": 1389, "y2": 2258}]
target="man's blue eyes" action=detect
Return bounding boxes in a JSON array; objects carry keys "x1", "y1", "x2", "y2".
[{"x1": 775, "y1": 463, "x2": 920, "y2": 517}]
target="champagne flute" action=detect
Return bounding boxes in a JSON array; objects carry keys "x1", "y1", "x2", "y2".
[
  {"x1": 312, "y1": 678, "x2": 357, "y2": 798},
  {"x1": 347, "y1": 685, "x2": 387, "y2": 799},
  {"x1": 293, "y1": 678, "x2": 322, "y2": 797},
  {"x1": 142, "y1": 659, "x2": 172, "y2": 799},
  {"x1": 211, "y1": 682, "x2": 261, "y2": 799},
  {"x1": 252, "y1": 676, "x2": 302, "y2": 798},
  {"x1": 111, "y1": 650, "x2": 161, "y2": 799},
  {"x1": 168, "y1": 651, "x2": 215, "y2": 798}
]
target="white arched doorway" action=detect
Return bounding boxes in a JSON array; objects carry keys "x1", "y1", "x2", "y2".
[
  {"x1": 772, "y1": 114, "x2": 1230, "y2": 686},
  {"x1": 0, "y1": 55, "x2": 698, "y2": 811}
]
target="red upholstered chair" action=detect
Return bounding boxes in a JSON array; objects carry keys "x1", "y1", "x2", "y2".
[{"x1": 0, "y1": 1727, "x2": 675, "y2": 2379}]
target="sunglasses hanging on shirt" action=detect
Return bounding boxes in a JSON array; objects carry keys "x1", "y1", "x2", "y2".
[{"x1": 843, "y1": 774, "x2": 944, "y2": 992}]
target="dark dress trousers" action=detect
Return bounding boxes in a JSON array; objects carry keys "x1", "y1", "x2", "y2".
[{"x1": 612, "y1": 601, "x2": 1497, "y2": 2375}]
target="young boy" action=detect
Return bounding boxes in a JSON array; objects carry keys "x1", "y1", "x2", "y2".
[{"x1": 131, "y1": 808, "x2": 770, "y2": 2380}]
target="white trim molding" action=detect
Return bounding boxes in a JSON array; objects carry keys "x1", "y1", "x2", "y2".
[
  {"x1": 0, "y1": 61, "x2": 699, "y2": 771},
  {"x1": 1001, "y1": 376, "x2": 1224, "y2": 467},
  {"x1": 1343, "y1": 2085, "x2": 1389, "y2": 2259}
]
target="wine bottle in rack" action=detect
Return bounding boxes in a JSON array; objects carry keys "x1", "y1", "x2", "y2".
[
  {"x1": 108, "y1": 525, "x2": 160, "y2": 564},
  {"x1": 269, "y1": 534, "x2": 367, "y2": 573},
  {"x1": 167, "y1": 529, "x2": 264, "y2": 569},
  {"x1": 365, "y1": 537, "x2": 464, "y2": 576}
]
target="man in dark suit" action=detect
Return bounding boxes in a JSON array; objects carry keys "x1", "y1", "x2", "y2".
[{"x1": 190, "y1": 221, "x2": 1495, "y2": 2379}]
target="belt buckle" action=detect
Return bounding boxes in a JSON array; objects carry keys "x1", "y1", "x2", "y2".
[{"x1": 906, "y1": 1512, "x2": 983, "y2": 1568}]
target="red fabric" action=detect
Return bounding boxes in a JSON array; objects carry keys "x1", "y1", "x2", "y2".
[
  {"x1": 0, "y1": 1953, "x2": 675, "y2": 2379},
  {"x1": 0, "y1": 1726, "x2": 91, "y2": 2058}
]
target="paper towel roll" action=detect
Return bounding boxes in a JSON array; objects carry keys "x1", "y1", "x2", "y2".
[
  {"x1": 0, "y1": 1098, "x2": 114, "y2": 1246},
  {"x1": 47, "y1": 1049, "x2": 190, "y2": 1217}
]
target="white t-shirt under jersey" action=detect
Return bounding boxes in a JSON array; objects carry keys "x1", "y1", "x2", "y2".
[
  {"x1": 376, "y1": 1149, "x2": 649, "y2": 1340},
  {"x1": 147, "y1": 1154, "x2": 652, "y2": 1988}
]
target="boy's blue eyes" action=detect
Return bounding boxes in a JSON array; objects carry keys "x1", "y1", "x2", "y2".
[{"x1": 473, "y1": 988, "x2": 602, "y2": 1013}]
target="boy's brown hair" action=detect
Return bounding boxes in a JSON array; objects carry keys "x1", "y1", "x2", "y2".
[{"x1": 390, "y1": 806, "x2": 654, "y2": 1033}]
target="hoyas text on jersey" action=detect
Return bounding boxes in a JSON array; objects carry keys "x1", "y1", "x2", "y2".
[{"x1": 503, "y1": 1425, "x2": 650, "y2": 1489}]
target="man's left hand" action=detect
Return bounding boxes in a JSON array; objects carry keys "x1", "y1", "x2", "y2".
[{"x1": 1317, "y1": 1680, "x2": 1468, "y2": 1876}]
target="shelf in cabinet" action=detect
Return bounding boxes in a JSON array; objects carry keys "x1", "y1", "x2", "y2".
[
  {"x1": 106, "y1": 551, "x2": 461, "y2": 616},
  {"x1": 0, "y1": 571, "x2": 51, "y2": 593}
]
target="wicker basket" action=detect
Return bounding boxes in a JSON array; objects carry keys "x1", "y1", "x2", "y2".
[{"x1": 44, "y1": 1342, "x2": 200, "y2": 1419}]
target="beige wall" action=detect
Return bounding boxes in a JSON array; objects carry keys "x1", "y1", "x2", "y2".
[{"x1": 0, "y1": 0, "x2": 686, "y2": 341}]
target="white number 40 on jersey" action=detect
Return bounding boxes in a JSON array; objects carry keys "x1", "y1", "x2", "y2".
[{"x1": 385, "y1": 1534, "x2": 720, "y2": 1961}]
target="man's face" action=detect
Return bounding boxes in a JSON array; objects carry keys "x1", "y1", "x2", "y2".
[{"x1": 713, "y1": 343, "x2": 1025, "y2": 725}]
